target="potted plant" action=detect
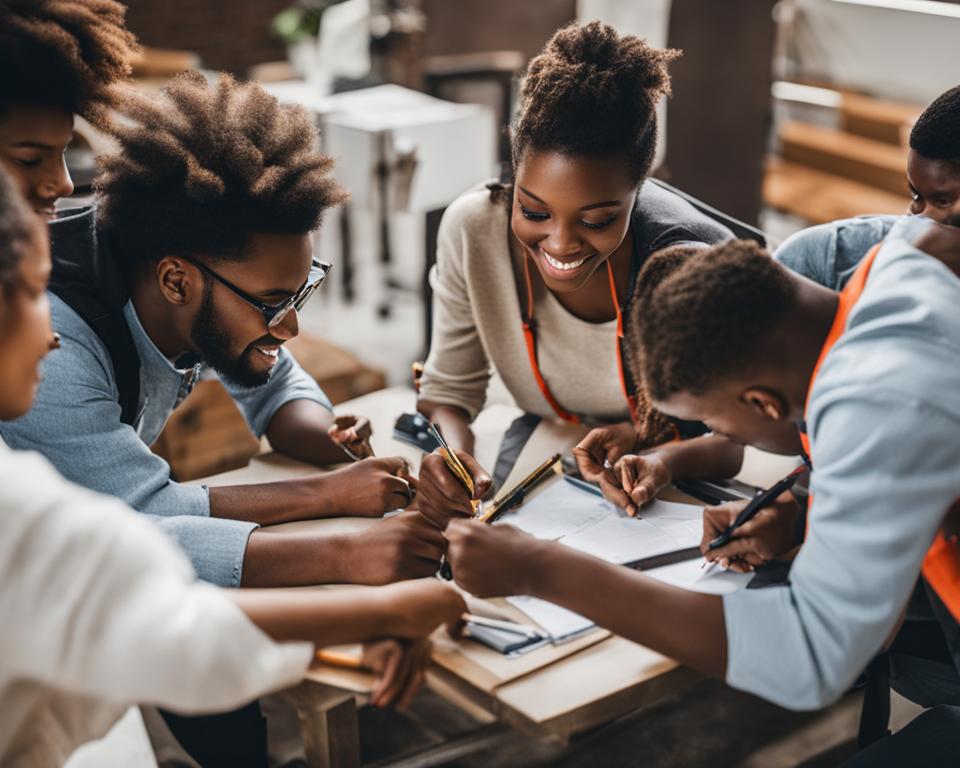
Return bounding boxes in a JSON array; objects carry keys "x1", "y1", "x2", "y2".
[{"x1": 271, "y1": 0, "x2": 347, "y2": 78}]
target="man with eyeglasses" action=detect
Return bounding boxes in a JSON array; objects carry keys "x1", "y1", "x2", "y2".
[{"x1": 1, "y1": 75, "x2": 445, "y2": 594}]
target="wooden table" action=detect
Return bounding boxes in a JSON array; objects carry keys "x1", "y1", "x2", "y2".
[{"x1": 194, "y1": 386, "x2": 798, "y2": 767}]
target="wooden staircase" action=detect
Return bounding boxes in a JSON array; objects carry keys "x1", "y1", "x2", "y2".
[{"x1": 764, "y1": 89, "x2": 920, "y2": 224}]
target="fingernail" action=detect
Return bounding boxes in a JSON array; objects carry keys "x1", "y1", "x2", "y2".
[{"x1": 720, "y1": 558, "x2": 729, "y2": 570}]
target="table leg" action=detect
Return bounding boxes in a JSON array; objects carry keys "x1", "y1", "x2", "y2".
[{"x1": 281, "y1": 683, "x2": 361, "y2": 768}]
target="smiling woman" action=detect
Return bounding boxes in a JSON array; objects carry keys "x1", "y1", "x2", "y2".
[
  {"x1": 0, "y1": 0, "x2": 138, "y2": 219},
  {"x1": 415, "y1": 21, "x2": 738, "y2": 528}
]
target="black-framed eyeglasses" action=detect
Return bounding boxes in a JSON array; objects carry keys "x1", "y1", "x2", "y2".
[{"x1": 183, "y1": 256, "x2": 331, "y2": 330}]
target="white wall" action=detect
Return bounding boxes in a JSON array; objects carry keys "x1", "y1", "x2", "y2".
[{"x1": 789, "y1": 0, "x2": 960, "y2": 104}]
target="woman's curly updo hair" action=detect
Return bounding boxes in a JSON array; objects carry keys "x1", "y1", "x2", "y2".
[
  {"x1": 511, "y1": 21, "x2": 680, "y2": 185},
  {"x1": 0, "y1": 167, "x2": 40, "y2": 295},
  {"x1": 0, "y1": 0, "x2": 139, "y2": 126},
  {"x1": 96, "y1": 71, "x2": 348, "y2": 266}
]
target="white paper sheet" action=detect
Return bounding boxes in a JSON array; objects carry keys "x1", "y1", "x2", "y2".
[
  {"x1": 498, "y1": 480, "x2": 708, "y2": 640},
  {"x1": 645, "y1": 558, "x2": 752, "y2": 595},
  {"x1": 496, "y1": 480, "x2": 703, "y2": 564},
  {"x1": 505, "y1": 595, "x2": 596, "y2": 641}
]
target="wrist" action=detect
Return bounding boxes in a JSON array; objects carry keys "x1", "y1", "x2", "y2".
[
  {"x1": 516, "y1": 538, "x2": 553, "y2": 597},
  {"x1": 647, "y1": 450, "x2": 674, "y2": 485},
  {"x1": 303, "y1": 474, "x2": 341, "y2": 518}
]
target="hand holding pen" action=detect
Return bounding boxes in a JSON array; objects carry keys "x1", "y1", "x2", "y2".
[{"x1": 700, "y1": 464, "x2": 807, "y2": 572}]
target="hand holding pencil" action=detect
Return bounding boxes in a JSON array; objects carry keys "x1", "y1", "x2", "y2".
[
  {"x1": 417, "y1": 431, "x2": 492, "y2": 531},
  {"x1": 328, "y1": 414, "x2": 375, "y2": 460}
]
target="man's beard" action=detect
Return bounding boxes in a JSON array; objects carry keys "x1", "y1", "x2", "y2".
[{"x1": 190, "y1": 282, "x2": 273, "y2": 389}]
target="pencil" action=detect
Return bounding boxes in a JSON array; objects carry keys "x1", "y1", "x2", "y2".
[{"x1": 315, "y1": 648, "x2": 364, "y2": 669}]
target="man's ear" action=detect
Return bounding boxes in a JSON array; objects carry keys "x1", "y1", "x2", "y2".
[
  {"x1": 156, "y1": 257, "x2": 197, "y2": 306},
  {"x1": 741, "y1": 387, "x2": 789, "y2": 421}
]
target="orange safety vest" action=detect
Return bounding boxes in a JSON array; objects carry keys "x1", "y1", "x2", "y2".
[{"x1": 798, "y1": 243, "x2": 960, "y2": 624}]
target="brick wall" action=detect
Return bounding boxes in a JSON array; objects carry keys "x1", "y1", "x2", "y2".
[{"x1": 123, "y1": 0, "x2": 291, "y2": 75}]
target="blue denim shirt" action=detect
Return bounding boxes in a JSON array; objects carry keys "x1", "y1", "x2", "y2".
[
  {"x1": 0, "y1": 294, "x2": 332, "y2": 587},
  {"x1": 773, "y1": 214, "x2": 900, "y2": 289}
]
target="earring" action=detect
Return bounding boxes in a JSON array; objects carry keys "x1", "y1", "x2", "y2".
[{"x1": 49, "y1": 332, "x2": 61, "y2": 351}]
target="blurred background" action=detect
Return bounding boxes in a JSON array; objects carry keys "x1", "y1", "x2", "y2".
[{"x1": 65, "y1": 0, "x2": 959, "y2": 480}]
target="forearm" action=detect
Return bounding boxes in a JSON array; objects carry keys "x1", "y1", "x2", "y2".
[
  {"x1": 266, "y1": 399, "x2": 349, "y2": 466},
  {"x1": 526, "y1": 541, "x2": 728, "y2": 677},
  {"x1": 418, "y1": 400, "x2": 475, "y2": 454},
  {"x1": 228, "y1": 587, "x2": 395, "y2": 645},
  {"x1": 209, "y1": 477, "x2": 332, "y2": 526},
  {"x1": 240, "y1": 528, "x2": 356, "y2": 586},
  {"x1": 651, "y1": 434, "x2": 744, "y2": 482}
]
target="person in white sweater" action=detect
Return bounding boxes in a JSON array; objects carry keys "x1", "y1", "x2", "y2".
[{"x1": 0, "y1": 167, "x2": 466, "y2": 767}]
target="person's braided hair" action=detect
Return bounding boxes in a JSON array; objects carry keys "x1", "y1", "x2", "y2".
[
  {"x1": 511, "y1": 20, "x2": 680, "y2": 185},
  {"x1": 638, "y1": 239, "x2": 796, "y2": 402},
  {"x1": 0, "y1": 166, "x2": 39, "y2": 295},
  {"x1": 910, "y1": 84, "x2": 960, "y2": 163},
  {"x1": 624, "y1": 243, "x2": 704, "y2": 448},
  {"x1": 0, "y1": 0, "x2": 139, "y2": 126},
  {"x1": 96, "y1": 71, "x2": 348, "y2": 266}
]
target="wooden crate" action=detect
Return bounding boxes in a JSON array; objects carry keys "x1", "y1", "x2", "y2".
[{"x1": 152, "y1": 380, "x2": 260, "y2": 481}]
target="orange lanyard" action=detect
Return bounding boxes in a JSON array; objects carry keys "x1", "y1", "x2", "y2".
[{"x1": 521, "y1": 255, "x2": 638, "y2": 424}]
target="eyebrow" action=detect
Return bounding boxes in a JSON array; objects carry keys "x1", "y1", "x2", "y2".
[{"x1": 517, "y1": 186, "x2": 622, "y2": 211}]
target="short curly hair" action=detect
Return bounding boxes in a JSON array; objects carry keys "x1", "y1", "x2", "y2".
[
  {"x1": 0, "y1": 166, "x2": 39, "y2": 294},
  {"x1": 512, "y1": 21, "x2": 680, "y2": 185},
  {"x1": 637, "y1": 239, "x2": 796, "y2": 402},
  {"x1": 910, "y1": 84, "x2": 960, "y2": 163},
  {"x1": 96, "y1": 72, "x2": 348, "y2": 266},
  {"x1": 0, "y1": 0, "x2": 138, "y2": 125}
]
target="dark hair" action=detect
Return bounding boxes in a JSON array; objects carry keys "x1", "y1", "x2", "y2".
[
  {"x1": 625, "y1": 243, "x2": 705, "y2": 447},
  {"x1": 0, "y1": 0, "x2": 138, "y2": 126},
  {"x1": 638, "y1": 239, "x2": 796, "y2": 401},
  {"x1": 0, "y1": 167, "x2": 38, "y2": 294},
  {"x1": 910, "y1": 85, "x2": 960, "y2": 163},
  {"x1": 96, "y1": 72, "x2": 348, "y2": 266},
  {"x1": 511, "y1": 21, "x2": 680, "y2": 185}
]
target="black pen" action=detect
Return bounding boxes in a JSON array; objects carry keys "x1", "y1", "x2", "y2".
[{"x1": 706, "y1": 463, "x2": 809, "y2": 552}]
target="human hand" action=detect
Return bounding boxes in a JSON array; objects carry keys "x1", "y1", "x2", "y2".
[
  {"x1": 573, "y1": 422, "x2": 639, "y2": 483},
  {"x1": 362, "y1": 638, "x2": 432, "y2": 709},
  {"x1": 700, "y1": 493, "x2": 801, "y2": 572},
  {"x1": 444, "y1": 519, "x2": 542, "y2": 598},
  {"x1": 416, "y1": 450, "x2": 492, "y2": 530},
  {"x1": 327, "y1": 414, "x2": 374, "y2": 459},
  {"x1": 600, "y1": 452, "x2": 672, "y2": 516},
  {"x1": 320, "y1": 457, "x2": 416, "y2": 517},
  {"x1": 377, "y1": 578, "x2": 467, "y2": 638},
  {"x1": 347, "y1": 511, "x2": 446, "y2": 585}
]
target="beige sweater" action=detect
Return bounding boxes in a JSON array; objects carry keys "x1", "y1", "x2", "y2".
[{"x1": 421, "y1": 182, "x2": 732, "y2": 424}]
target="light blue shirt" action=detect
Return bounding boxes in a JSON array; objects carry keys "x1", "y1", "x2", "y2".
[
  {"x1": 724, "y1": 217, "x2": 960, "y2": 709},
  {"x1": 0, "y1": 295, "x2": 332, "y2": 587}
]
